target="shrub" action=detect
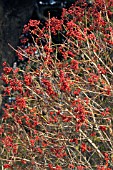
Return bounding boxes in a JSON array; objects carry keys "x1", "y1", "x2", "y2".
[{"x1": 0, "y1": 0, "x2": 113, "y2": 169}]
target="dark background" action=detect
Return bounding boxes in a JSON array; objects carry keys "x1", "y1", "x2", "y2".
[{"x1": 0, "y1": 0, "x2": 36, "y2": 75}]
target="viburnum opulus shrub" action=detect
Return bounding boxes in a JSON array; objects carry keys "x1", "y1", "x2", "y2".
[{"x1": 0, "y1": 0, "x2": 113, "y2": 169}]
